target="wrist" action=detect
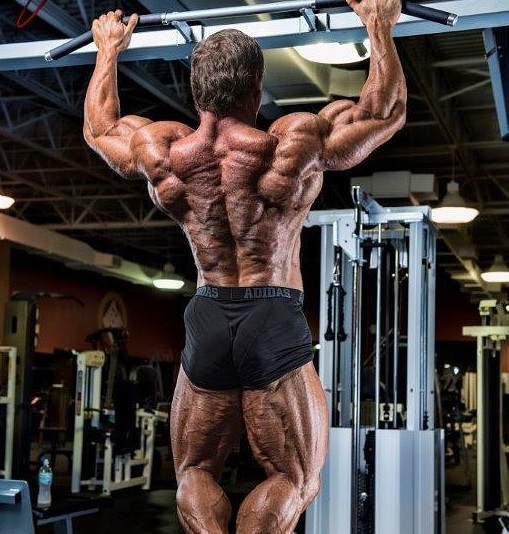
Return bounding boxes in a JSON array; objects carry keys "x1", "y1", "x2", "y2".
[
  {"x1": 366, "y1": 16, "x2": 394, "y2": 34},
  {"x1": 96, "y1": 48, "x2": 120, "y2": 62},
  {"x1": 366, "y1": 18, "x2": 395, "y2": 50}
]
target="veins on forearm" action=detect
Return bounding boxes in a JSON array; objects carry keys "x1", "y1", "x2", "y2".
[
  {"x1": 358, "y1": 53, "x2": 405, "y2": 119},
  {"x1": 85, "y1": 58, "x2": 121, "y2": 138}
]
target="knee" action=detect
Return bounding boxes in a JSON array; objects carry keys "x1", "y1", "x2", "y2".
[
  {"x1": 176, "y1": 467, "x2": 229, "y2": 510},
  {"x1": 274, "y1": 471, "x2": 321, "y2": 511},
  {"x1": 175, "y1": 467, "x2": 232, "y2": 533},
  {"x1": 176, "y1": 466, "x2": 212, "y2": 501}
]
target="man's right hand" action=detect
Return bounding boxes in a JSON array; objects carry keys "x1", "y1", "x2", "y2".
[{"x1": 91, "y1": 9, "x2": 138, "y2": 56}]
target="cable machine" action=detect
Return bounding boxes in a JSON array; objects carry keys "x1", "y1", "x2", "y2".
[
  {"x1": 0, "y1": 346, "x2": 16, "y2": 480},
  {"x1": 463, "y1": 299, "x2": 509, "y2": 523},
  {"x1": 71, "y1": 350, "x2": 167, "y2": 496},
  {"x1": 305, "y1": 187, "x2": 443, "y2": 534},
  {"x1": 3, "y1": 296, "x2": 38, "y2": 479}
]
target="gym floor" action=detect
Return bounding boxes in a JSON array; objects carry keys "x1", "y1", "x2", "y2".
[{"x1": 31, "y1": 444, "x2": 505, "y2": 534}]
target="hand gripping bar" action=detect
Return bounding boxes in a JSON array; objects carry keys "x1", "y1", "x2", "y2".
[{"x1": 44, "y1": 0, "x2": 458, "y2": 62}]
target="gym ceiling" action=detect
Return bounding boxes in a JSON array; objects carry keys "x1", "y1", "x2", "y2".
[{"x1": 1, "y1": 0, "x2": 509, "y2": 300}]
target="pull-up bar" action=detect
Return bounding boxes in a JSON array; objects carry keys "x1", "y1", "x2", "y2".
[{"x1": 44, "y1": 0, "x2": 457, "y2": 62}]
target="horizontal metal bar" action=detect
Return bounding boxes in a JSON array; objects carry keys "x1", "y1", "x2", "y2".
[
  {"x1": 44, "y1": 0, "x2": 456, "y2": 61},
  {"x1": 0, "y1": 1, "x2": 508, "y2": 72}
]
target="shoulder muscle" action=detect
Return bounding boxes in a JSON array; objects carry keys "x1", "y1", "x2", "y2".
[
  {"x1": 268, "y1": 112, "x2": 328, "y2": 173},
  {"x1": 130, "y1": 121, "x2": 194, "y2": 181}
]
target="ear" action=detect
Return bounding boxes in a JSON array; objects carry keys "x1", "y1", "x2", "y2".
[{"x1": 254, "y1": 79, "x2": 263, "y2": 110}]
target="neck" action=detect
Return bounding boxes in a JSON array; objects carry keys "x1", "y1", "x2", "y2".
[{"x1": 199, "y1": 106, "x2": 257, "y2": 126}]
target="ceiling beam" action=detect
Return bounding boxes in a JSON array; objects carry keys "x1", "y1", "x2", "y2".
[
  {"x1": 0, "y1": 126, "x2": 134, "y2": 192},
  {"x1": 43, "y1": 220, "x2": 178, "y2": 230}
]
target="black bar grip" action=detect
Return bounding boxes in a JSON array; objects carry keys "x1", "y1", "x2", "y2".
[
  {"x1": 44, "y1": 13, "x2": 164, "y2": 62},
  {"x1": 401, "y1": 1, "x2": 457, "y2": 26},
  {"x1": 45, "y1": 30, "x2": 93, "y2": 61},
  {"x1": 314, "y1": 0, "x2": 458, "y2": 26}
]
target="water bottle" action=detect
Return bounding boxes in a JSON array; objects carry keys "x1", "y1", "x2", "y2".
[{"x1": 37, "y1": 456, "x2": 53, "y2": 507}]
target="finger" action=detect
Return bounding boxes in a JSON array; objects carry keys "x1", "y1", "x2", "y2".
[
  {"x1": 345, "y1": 0, "x2": 361, "y2": 13},
  {"x1": 126, "y1": 13, "x2": 139, "y2": 33}
]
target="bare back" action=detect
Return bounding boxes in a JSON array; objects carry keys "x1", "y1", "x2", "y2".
[
  {"x1": 84, "y1": 1, "x2": 406, "y2": 294},
  {"x1": 132, "y1": 112, "x2": 325, "y2": 290}
]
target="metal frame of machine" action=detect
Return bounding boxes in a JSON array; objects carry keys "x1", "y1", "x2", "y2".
[
  {"x1": 305, "y1": 187, "x2": 444, "y2": 534},
  {"x1": 71, "y1": 350, "x2": 166, "y2": 496},
  {"x1": 463, "y1": 299, "x2": 509, "y2": 522},
  {"x1": 0, "y1": 346, "x2": 16, "y2": 480}
]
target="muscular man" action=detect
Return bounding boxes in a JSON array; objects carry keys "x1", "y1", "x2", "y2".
[{"x1": 84, "y1": 0, "x2": 406, "y2": 532}]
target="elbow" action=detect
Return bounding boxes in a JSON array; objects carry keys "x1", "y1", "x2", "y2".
[
  {"x1": 83, "y1": 116, "x2": 101, "y2": 148},
  {"x1": 390, "y1": 99, "x2": 407, "y2": 133},
  {"x1": 83, "y1": 124, "x2": 92, "y2": 146},
  {"x1": 396, "y1": 110, "x2": 406, "y2": 133},
  {"x1": 83, "y1": 124, "x2": 97, "y2": 152},
  {"x1": 396, "y1": 87, "x2": 408, "y2": 128},
  {"x1": 83, "y1": 105, "x2": 96, "y2": 144}
]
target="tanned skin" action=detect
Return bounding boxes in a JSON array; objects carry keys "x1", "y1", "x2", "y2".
[{"x1": 84, "y1": 1, "x2": 406, "y2": 532}]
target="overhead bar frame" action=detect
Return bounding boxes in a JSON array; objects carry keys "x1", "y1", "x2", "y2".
[
  {"x1": 1, "y1": 1, "x2": 508, "y2": 72},
  {"x1": 44, "y1": 0, "x2": 457, "y2": 62}
]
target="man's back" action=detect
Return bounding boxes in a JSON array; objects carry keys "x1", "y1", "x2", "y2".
[
  {"x1": 137, "y1": 112, "x2": 324, "y2": 289},
  {"x1": 83, "y1": 4, "x2": 405, "y2": 293}
]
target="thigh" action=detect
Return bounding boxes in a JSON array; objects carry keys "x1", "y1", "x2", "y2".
[
  {"x1": 170, "y1": 367, "x2": 244, "y2": 482},
  {"x1": 241, "y1": 362, "x2": 328, "y2": 485}
]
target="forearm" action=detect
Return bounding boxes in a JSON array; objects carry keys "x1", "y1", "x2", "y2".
[
  {"x1": 84, "y1": 50, "x2": 121, "y2": 141},
  {"x1": 358, "y1": 19, "x2": 407, "y2": 120}
]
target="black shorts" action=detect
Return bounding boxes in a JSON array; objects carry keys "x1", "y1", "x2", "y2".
[{"x1": 181, "y1": 286, "x2": 313, "y2": 390}]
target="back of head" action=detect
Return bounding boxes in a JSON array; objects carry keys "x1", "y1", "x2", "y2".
[{"x1": 191, "y1": 29, "x2": 264, "y2": 117}]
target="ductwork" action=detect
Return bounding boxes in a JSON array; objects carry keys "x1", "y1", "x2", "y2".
[
  {"x1": 351, "y1": 171, "x2": 438, "y2": 205},
  {"x1": 0, "y1": 213, "x2": 195, "y2": 294}
]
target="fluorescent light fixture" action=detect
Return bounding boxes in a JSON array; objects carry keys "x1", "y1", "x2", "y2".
[
  {"x1": 431, "y1": 180, "x2": 479, "y2": 224},
  {"x1": 152, "y1": 262, "x2": 185, "y2": 290},
  {"x1": 480, "y1": 255, "x2": 509, "y2": 283},
  {"x1": 153, "y1": 277, "x2": 185, "y2": 290},
  {"x1": 295, "y1": 39, "x2": 370, "y2": 65},
  {"x1": 274, "y1": 96, "x2": 331, "y2": 106},
  {"x1": 0, "y1": 192, "x2": 15, "y2": 210}
]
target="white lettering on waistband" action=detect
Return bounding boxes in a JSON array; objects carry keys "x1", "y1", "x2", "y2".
[
  {"x1": 196, "y1": 286, "x2": 219, "y2": 298},
  {"x1": 243, "y1": 287, "x2": 291, "y2": 299}
]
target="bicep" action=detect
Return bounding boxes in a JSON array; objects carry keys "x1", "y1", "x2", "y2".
[
  {"x1": 319, "y1": 99, "x2": 406, "y2": 171},
  {"x1": 84, "y1": 114, "x2": 153, "y2": 179}
]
